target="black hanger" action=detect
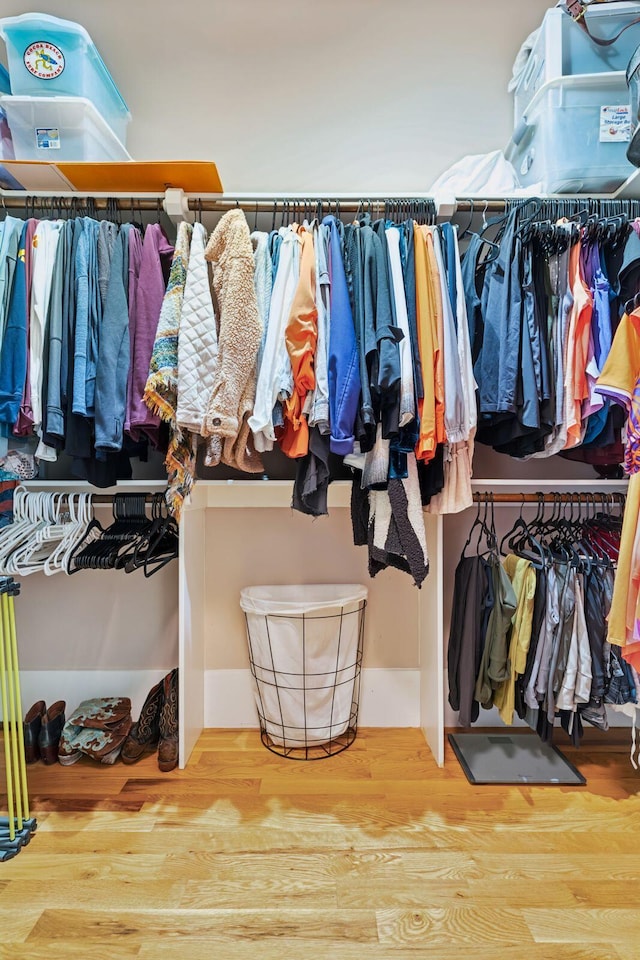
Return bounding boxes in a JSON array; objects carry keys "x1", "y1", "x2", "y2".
[
  {"x1": 457, "y1": 200, "x2": 475, "y2": 241},
  {"x1": 142, "y1": 513, "x2": 180, "y2": 577},
  {"x1": 500, "y1": 497, "x2": 546, "y2": 570}
]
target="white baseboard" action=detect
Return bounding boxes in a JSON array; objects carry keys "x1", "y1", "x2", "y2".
[
  {"x1": 204, "y1": 668, "x2": 421, "y2": 728},
  {"x1": 8, "y1": 669, "x2": 633, "y2": 732}
]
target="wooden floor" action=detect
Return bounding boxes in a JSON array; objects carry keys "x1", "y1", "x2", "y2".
[{"x1": 0, "y1": 727, "x2": 639, "y2": 959}]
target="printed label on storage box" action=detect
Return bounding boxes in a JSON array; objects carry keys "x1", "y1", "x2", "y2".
[
  {"x1": 23, "y1": 41, "x2": 65, "y2": 79},
  {"x1": 600, "y1": 105, "x2": 631, "y2": 143},
  {"x1": 35, "y1": 128, "x2": 60, "y2": 150}
]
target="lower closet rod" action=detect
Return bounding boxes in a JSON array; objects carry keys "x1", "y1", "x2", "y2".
[
  {"x1": 25, "y1": 492, "x2": 161, "y2": 505},
  {"x1": 472, "y1": 492, "x2": 626, "y2": 504}
]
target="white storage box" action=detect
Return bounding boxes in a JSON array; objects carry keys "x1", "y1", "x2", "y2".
[
  {"x1": 0, "y1": 13, "x2": 130, "y2": 145},
  {"x1": 240, "y1": 584, "x2": 367, "y2": 755},
  {"x1": 514, "y1": 2, "x2": 640, "y2": 123},
  {"x1": 506, "y1": 72, "x2": 635, "y2": 194},
  {"x1": 2, "y1": 95, "x2": 131, "y2": 162}
]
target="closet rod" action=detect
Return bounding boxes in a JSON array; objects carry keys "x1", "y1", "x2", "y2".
[
  {"x1": 472, "y1": 492, "x2": 626, "y2": 504},
  {"x1": 2, "y1": 194, "x2": 634, "y2": 215},
  {"x1": 24, "y1": 492, "x2": 163, "y2": 504},
  {"x1": 0, "y1": 194, "x2": 440, "y2": 214}
]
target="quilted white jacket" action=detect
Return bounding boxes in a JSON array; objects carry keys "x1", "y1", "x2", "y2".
[{"x1": 176, "y1": 222, "x2": 218, "y2": 435}]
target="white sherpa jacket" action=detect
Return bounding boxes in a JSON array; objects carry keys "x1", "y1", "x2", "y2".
[{"x1": 203, "y1": 209, "x2": 263, "y2": 473}]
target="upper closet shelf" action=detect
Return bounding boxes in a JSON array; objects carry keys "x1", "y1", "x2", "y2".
[{"x1": 0, "y1": 159, "x2": 223, "y2": 195}]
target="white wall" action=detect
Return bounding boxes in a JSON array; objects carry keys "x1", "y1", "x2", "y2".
[{"x1": 0, "y1": 0, "x2": 552, "y2": 191}]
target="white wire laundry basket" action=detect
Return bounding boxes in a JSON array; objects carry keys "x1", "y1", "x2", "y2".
[{"x1": 240, "y1": 584, "x2": 367, "y2": 760}]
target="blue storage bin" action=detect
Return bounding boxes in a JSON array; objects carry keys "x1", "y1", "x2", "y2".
[{"x1": 0, "y1": 13, "x2": 130, "y2": 145}]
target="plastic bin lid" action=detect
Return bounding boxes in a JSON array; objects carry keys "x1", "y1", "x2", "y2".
[
  {"x1": 240, "y1": 584, "x2": 368, "y2": 615},
  {"x1": 0, "y1": 12, "x2": 129, "y2": 117},
  {"x1": 0, "y1": 63, "x2": 9, "y2": 95}
]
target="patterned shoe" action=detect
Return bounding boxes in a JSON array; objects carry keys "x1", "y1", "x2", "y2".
[
  {"x1": 158, "y1": 669, "x2": 178, "y2": 773},
  {"x1": 57, "y1": 721, "x2": 84, "y2": 766},
  {"x1": 121, "y1": 678, "x2": 163, "y2": 765}
]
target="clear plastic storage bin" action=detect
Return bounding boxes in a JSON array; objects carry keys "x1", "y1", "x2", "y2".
[
  {"x1": 506, "y1": 72, "x2": 635, "y2": 194},
  {"x1": 514, "y1": 2, "x2": 640, "y2": 123},
  {"x1": 2, "y1": 95, "x2": 131, "y2": 162},
  {"x1": 0, "y1": 13, "x2": 130, "y2": 145}
]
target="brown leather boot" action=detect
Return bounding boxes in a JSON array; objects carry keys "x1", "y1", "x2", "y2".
[
  {"x1": 121, "y1": 678, "x2": 163, "y2": 765},
  {"x1": 23, "y1": 700, "x2": 46, "y2": 763},
  {"x1": 158, "y1": 669, "x2": 178, "y2": 773}
]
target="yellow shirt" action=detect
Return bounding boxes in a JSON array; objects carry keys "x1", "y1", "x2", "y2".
[
  {"x1": 597, "y1": 308, "x2": 640, "y2": 411},
  {"x1": 607, "y1": 471, "x2": 640, "y2": 650},
  {"x1": 493, "y1": 554, "x2": 536, "y2": 725}
]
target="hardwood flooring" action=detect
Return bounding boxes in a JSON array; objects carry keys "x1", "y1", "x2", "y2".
[{"x1": 0, "y1": 727, "x2": 639, "y2": 958}]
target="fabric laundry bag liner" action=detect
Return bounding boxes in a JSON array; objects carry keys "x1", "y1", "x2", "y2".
[{"x1": 240, "y1": 584, "x2": 368, "y2": 748}]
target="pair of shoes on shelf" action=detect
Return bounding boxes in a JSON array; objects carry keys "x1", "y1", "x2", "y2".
[
  {"x1": 121, "y1": 669, "x2": 178, "y2": 772},
  {"x1": 23, "y1": 700, "x2": 66, "y2": 764}
]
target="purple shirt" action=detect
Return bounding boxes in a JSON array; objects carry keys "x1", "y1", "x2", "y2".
[{"x1": 125, "y1": 223, "x2": 173, "y2": 446}]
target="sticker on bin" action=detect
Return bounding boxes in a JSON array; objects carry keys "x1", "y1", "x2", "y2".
[
  {"x1": 23, "y1": 41, "x2": 65, "y2": 79},
  {"x1": 600, "y1": 105, "x2": 631, "y2": 143},
  {"x1": 35, "y1": 128, "x2": 60, "y2": 150}
]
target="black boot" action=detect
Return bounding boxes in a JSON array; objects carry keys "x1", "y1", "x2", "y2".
[
  {"x1": 38, "y1": 701, "x2": 66, "y2": 765},
  {"x1": 121, "y1": 678, "x2": 163, "y2": 765},
  {"x1": 158, "y1": 669, "x2": 178, "y2": 773},
  {"x1": 23, "y1": 700, "x2": 46, "y2": 764}
]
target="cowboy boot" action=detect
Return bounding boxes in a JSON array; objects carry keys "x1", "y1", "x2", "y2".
[
  {"x1": 38, "y1": 701, "x2": 66, "y2": 765},
  {"x1": 121, "y1": 678, "x2": 163, "y2": 765},
  {"x1": 23, "y1": 700, "x2": 46, "y2": 764},
  {"x1": 158, "y1": 669, "x2": 178, "y2": 773},
  {"x1": 627, "y1": 44, "x2": 640, "y2": 166}
]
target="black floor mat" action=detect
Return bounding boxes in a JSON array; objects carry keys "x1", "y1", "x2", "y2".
[{"x1": 448, "y1": 732, "x2": 586, "y2": 785}]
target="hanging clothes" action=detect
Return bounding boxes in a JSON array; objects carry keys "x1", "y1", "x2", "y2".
[
  {"x1": 144, "y1": 221, "x2": 196, "y2": 518},
  {"x1": 94, "y1": 224, "x2": 134, "y2": 457},
  {"x1": 450, "y1": 495, "x2": 629, "y2": 745},
  {"x1": 203, "y1": 209, "x2": 264, "y2": 473},
  {"x1": 126, "y1": 222, "x2": 174, "y2": 447},
  {"x1": 175, "y1": 221, "x2": 218, "y2": 437}
]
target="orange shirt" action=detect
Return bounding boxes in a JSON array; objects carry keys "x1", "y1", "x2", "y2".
[
  {"x1": 413, "y1": 223, "x2": 442, "y2": 462},
  {"x1": 280, "y1": 226, "x2": 317, "y2": 459}
]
